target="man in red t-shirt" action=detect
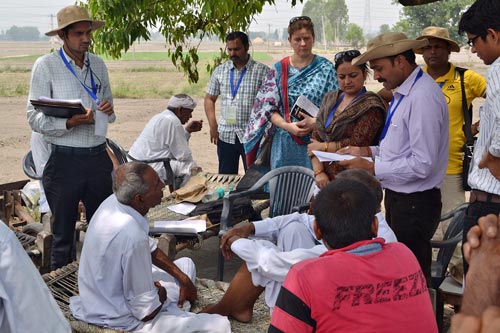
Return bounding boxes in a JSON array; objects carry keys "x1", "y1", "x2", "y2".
[{"x1": 269, "y1": 179, "x2": 437, "y2": 333}]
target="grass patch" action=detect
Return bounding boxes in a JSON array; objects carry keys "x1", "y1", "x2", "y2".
[
  {"x1": 0, "y1": 65, "x2": 31, "y2": 73},
  {"x1": 0, "y1": 55, "x2": 42, "y2": 62},
  {"x1": 0, "y1": 50, "x2": 273, "y2": 98}
]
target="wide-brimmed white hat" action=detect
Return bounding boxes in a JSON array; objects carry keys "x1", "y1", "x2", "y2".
[
  {"x1": 352, "y1": 32, "x2": 428, "y2": 65},
  {"x1": 414, "y1": 26, "x2": 460, "y2": 54},
  {"x1": 45, "y1": 5, "x2": 104, "y2": 37}
]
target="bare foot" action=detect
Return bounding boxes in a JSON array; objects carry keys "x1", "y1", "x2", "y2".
[{"x1": 200, "y1": 303, "x2": 253, "y2": 323}]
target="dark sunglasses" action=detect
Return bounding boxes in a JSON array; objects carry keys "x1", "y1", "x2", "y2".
[
  {"x1": 467, "y1": 35, "x2": 481, "y2": 47},
  {"x1": 334, "y1": 50, "x2": 361, "y2": 63},
  {"x1": 289, "y1": 16, "x2": 312, "y2": 25}
]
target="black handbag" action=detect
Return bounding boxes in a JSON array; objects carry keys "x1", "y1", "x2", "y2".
[{"x1": 456, "y1": 67, "x2": 475, "y2": 191}]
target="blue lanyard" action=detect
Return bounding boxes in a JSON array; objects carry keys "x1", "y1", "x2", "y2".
[
  {"x1": 59, "y1": 48, "x2": 100, "y2": 105},
  {"x1": 230, "y1": 67, "x2": 247, "y2": 100},
  {"x1": 325, "y1": 87, "x2": 367, "y2": 127},
  {"x1": 379, "y1": 69, "x2": 423, "y2": 142}
]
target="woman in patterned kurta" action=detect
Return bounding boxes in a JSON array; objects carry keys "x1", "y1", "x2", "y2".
[
  {"x1": 244, "y1": 17, "x2": 338, "y2": 171},
  {"x1": 308, "y1": 50, "x2": 387, "y2": 188}
]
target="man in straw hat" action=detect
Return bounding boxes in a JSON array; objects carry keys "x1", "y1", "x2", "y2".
[
  {"x1": 416, "y1": 26, "x2": 485, "y2": 239},
  {"x1": 129, "y1": 94, "x2": 203, "y2": 189},
  {"x1": 27, "y1": 5, "x2": 115, "y2": 270},
  {"x1": 458, "y1": 0, "x2": 500, "y2": 276},
  {"x1": 338, "y1": 32, "x2": 449, "y2": 287}
]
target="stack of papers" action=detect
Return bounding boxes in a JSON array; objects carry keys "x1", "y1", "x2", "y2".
[
  {"x1": 152, "y1": 219, "x2": 206, "y2": 235},
  {"x1": 312, "y1": 150, "x2": 373, "y2": 162}
]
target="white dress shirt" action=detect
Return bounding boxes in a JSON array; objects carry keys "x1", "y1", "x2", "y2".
[{"x1": 468, "y1": 57, "x2": 500, "y2": 195}]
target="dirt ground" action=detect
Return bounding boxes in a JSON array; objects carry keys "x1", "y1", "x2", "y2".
[{"x1": 0, "y1": 40, "x2": 487, "y2": 185}]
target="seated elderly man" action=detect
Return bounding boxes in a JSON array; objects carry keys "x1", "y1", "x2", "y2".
[
  {"x1": 70, "y1": 162, "x2": 230, "y2": 333},
  {"x1": 202, "y1": 169, "x2": 397, "y2": 322},
  {"x1": 270, "y1": 178, "x2": 437, "y2": 332},
  {"x1": 128, "y1": 94, "x2": 202, "y2": 188}
]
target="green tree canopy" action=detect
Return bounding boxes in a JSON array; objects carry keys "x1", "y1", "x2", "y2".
[
  {"x1": 344, "y1": 23, "x2": 365, "y2": 49},
  {"x1": 302, "y1": 0, "x2": 348, "y2": 45},
  {"x1": 392, "y1": 0, "x2": 474, "y2": 43},
  {"x1": 81, "y1": 0, "x2": 303, "y2": 83}
]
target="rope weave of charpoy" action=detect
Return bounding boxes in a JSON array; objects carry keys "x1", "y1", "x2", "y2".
[{"x1": 43, "y1": 262, "x2": 270, "y2": 333}]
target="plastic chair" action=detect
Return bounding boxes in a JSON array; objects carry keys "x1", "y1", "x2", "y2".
[
  {"x1": 217, "y1": 166, "x2": 315, "y2": 280},
  {"x1": 22, "y1": 151, "x2": 41, "y2": 180},
  {"x1": 106, "y1": 138, "x2": 178, "y2": 192},
  {"x1": 432, "y1": 203, "x2": 467, "y2": 332}
]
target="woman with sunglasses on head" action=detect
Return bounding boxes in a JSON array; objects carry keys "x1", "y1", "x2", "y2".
[
  {"x1": 244, "y1": 16, "x2": 338, "y2": 172},
  {"x1": 308, "y1": 50, "x2": 387, "y2": 188}
]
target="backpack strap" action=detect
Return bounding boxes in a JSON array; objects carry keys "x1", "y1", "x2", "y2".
[{"x1": 455, "y1": 66, "x2": 474, "y2": 145}]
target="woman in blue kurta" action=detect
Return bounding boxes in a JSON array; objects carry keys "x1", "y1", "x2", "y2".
[{"x1": 244, "y1": 16, "x2": 338, "y2": 171}]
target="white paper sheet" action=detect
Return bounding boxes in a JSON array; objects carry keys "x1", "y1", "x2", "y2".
[
  {"x1": 153, "y1": 219, "x2": 206, "y2": 234},
  {"x1": 39, "y1": 96, "x2": 83, "y2": 104},
  {"x1": 167, "y1": 202, "x2": 197, "y2": 215},
  {"x1": 94, "y1": 110, "x2": 108, "y2": 137},
  {"x1": 312, "y1": 150, "x2": 372, "y2": 162}
]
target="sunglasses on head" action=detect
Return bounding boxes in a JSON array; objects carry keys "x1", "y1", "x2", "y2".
[
  {"x1": 334, "y1": 50, "x2": 361, "y2": 63},
  {"x1": 289, "y1": 16, "x2": 312, "y2": 25}
]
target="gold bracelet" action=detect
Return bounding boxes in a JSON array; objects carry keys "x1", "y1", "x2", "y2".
[{"x1": 324, "y1": 142, "x2": 329, "y2": 152}]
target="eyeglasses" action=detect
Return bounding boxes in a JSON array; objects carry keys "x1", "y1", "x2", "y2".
[
  {"x1": 467, "y1": 35, "x2": 481, "y2": 47},
  {"x1": 289, "y1": 16, "x2": 312, "y2": 25},
  {"x1": 334, "y1": 50, "x2": 361, "y2": 63}
]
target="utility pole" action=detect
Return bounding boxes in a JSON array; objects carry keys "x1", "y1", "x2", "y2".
[
  {"x1": 268, "y1": 24, "x2": 271, "y2": 51},
  {"x1": 321, "y1": 15, "x2": 327, "y2": 50},
  {"x1": 363, "y1": 0, "x2": 372, "y2": 36}
]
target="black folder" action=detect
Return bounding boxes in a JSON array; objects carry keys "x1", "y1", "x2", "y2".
[{"x1": 30, "y1": 99, "x2": 86, "y2": 118}]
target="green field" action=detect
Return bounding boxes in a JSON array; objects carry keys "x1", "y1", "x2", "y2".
[{"x1": 0, "y1": 51, "x2": 273, "y2": 98}]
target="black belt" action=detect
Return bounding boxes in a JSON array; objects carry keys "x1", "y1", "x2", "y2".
[
  {"x1": 470, "y1": 190, "x2": 500, "y2": 204},
  {"x1": 52, "y1": 143, "x2": 106, "y2": 156}
]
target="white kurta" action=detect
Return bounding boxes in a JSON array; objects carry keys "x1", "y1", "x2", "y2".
[
  {"x1": 231, "y1": 211, "x2": 397, "y2": 309},
  {"x1": 0, "y1": 221, "x2": 70, "y2": 333},
  {"x1": 70, "y1": 195, "x2": 230, "y2": 333},
  {"x1": 30, "y1": 131, "x2": 51, "y2": 213},
  {"x1": 128, "y1": 110, "x2": 197, "y2": 185}
]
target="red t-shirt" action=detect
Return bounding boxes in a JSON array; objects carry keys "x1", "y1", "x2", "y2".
[{"x1": 270, "y1": 238, "x2": 437, "y2": 333}]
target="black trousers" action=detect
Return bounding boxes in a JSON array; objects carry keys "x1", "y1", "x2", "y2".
[
  {"x1": 384, "y1": 188, "x2": 442, "y2": 287},
  {"x1": 462, "y1": 199, "x2": 500, "y2": 275},
  {"x1": 217, "y1": 137, "x2": 247, "y2": 174},
  {"x1": 43, "y1": 149, "x2": 113, "y2": 270}
]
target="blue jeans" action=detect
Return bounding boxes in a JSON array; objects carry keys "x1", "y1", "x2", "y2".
[{"x1": 217, "y1": 137, "x2": 247, "y2": 174}]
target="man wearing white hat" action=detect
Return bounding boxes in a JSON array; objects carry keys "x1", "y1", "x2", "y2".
[
  {"x1": 338, "y1": 32, "x2": 449, "y2": 286},
  {"x1": 415, "y1": 26, "x2": 486, "y2": 237},
  {"x1": 129, "y1": 94, "x2": 203, "y2": 188},
  {"x1": 27, "y1": 5, "x2": 115, "y2": 270}
]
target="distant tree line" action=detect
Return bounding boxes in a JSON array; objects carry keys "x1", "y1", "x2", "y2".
[{"x1": 0, "y1": 26, "x2": 47, "y2": 41}]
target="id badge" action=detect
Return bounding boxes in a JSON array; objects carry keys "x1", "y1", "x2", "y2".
[{"x1": 226, "y1": 103, "x2": 237, "y2": 124}]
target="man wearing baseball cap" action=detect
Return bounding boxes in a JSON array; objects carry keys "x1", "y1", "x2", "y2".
[
  {"x1": 415, "y1": 26, "x2": 486, "y2": 237},
  {"x1": 338, "y1": 32, "x2": 449, "y2": 286},
  {"x1": 128, "y1": 94, "x2": 203, "y2": 189},
  {"x1": 27, "y1": 5, "x2": 115, "y2": 270}
]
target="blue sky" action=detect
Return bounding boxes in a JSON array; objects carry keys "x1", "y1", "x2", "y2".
[{"x1": 0, "y1": 0, "x2": 402, "y2": 35}]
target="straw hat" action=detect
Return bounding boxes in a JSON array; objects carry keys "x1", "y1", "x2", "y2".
[
  {"x1": 352, "y1": 32, "x2": 428, "y2": 65},
  {"x1": 414, "y1": 26, "x2": 460, "y2": 54},
  {"x1": 45, "y1": 5, "x2": 104, "y2": 37}
]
